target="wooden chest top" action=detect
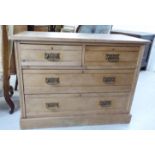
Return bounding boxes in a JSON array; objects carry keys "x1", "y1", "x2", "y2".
[{"x1": 10, "y1": 32, "x2": 149, "y2": 44}]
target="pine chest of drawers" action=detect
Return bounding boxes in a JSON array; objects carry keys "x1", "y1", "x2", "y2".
[{"x1": 11, "y1": 32, "x2": 148, "y2": 129}]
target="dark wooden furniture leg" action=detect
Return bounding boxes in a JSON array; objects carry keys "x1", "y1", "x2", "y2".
[{"x1": 2, "y1": 25, "x2": 15, "y2": 114}]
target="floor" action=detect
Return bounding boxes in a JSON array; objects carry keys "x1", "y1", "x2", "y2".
[{"x1": 0, "y1": 71, "x2": 155, "y2": 130}]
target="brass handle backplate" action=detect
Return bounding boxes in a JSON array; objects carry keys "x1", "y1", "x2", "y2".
[
  {"x1": 99, "y1": 101, "x2": 112, "y2": 107},
  {"x1": 45, "y1": 77, "x2": 60, "y2": 85},
  {"x1": 44, "y1": 53, "x2": 60, "y2": 61},
  {"x1": 103, "y1": 77, "x2": 116, "y2": 84},
  {"x1": 106, "y1": 54, "x2": 120, "y2": 62},
  {"x1": 46, "y1": 102, "x2": 59, "y2": 109}
]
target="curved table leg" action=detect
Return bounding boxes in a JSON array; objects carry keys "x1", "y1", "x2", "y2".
[
  {"x1": 4, "y1": 76, "x2": 15, "y2": 114},
  {"x1": 2, "y1": 25, "x2": 15, "y2": 114},
  {"x1": 4, "y1": 92, "x2": 15, "y2": 114}
]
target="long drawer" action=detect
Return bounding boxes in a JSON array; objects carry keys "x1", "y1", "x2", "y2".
[
  {"x1": 19, "y1": 44, "x2": 82, "y2": 67},
  {"x1": 25, "y1": 93, "x2": 130, "y2": 118},
  {"x1": 85, "y1": 45, "x2": 139, "y2": 69},
  {"x1": 23, "y1": 70, "x2": 134, "y2": 94}
]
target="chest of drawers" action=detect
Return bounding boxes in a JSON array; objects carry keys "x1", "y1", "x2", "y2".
[{"x1": 11, "y1": 32, "x2": 148, "y2": 129}]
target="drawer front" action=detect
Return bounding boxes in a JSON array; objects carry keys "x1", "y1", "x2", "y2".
[
  {"x1": 23, "y1": 70, "x2": 133, "y2": 94},
  {"x1": 85, "y1": 46, "x2": 139, "y2": 69},
  {"x1": 25, "y1": 93, "x2": 130, "y2": 117},
  {"x1": 20, "y1": 44, "x2": 82, "y2": 67}
]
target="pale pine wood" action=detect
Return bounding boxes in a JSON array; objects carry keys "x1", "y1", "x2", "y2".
[
  {"x1": 10, "y1": 32, "x2": 149, "y2": 44},
  {"x1": 82, "y1": 44, "x2": 85, "y2": 67},
  {"x1": 14, "y1": 42, "x2": 26, "y2": 117},
  {"x1": 127, "y1": 45, "x2": 145, "y2": 112},
  {"x1": 24, "y1": 86, "x2": 131, "y2": 94},
  {"x1": 23, "y1": 71, "x2": 133, "y2": 86},
  {"x1": 85, "y1": 46, "x2": 140, "y2": 51},
  {"x1": 11, "y1": 32, "x2": 147, "y2": 129},
  {"x1": 85, "y1": 45, "x2": 139, "y2": 69},
  {"x1": 23, "y1": 70, "x2": 133, "y2": 94},
  {"x1": 21, "y1": 61, "x2": 82, "y2": 67},
  {"x1": 23, "y1": 69, "x2": 82, "y2": 74},
  {"x1": 21, "y1": 113, "x2": 131, "y2": 129},
  {"x1": 20, "y1": 44, "x2": 82, "y2": 51},
  {"x1": 20, "y1": 44, "x2": 82, "y2": 67},
  {"x1": 22, "y1": 66, "x2": 83, "y2": 70},
  {"x1": 23, "y1": 69, "x2": 134, "y2": 74},
  {"x1": 25, "y1": 93, "x2": 130, "y2": 118}
]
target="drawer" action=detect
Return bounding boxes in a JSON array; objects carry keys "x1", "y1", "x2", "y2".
[
  {"x1": 85, "y1": 46, "x2": 139, "y2": 69},
  {"x1": 25, "y1": 93, "x2": 130, "y2": 117},
  {"x1": 23, "y1": 70, "x2": 133, "y2": 94},
  {"x1": 19, "y1": 44, "x2": 82, "y2": 67}
]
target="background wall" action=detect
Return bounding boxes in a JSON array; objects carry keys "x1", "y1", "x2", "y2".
[{"x1": 113, "y1": 25, "x2": 155, "y2": 33}]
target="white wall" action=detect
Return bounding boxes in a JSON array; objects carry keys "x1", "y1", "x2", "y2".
[{"x1": 113, "y1": 25, "x2": 155, "y2": 33}]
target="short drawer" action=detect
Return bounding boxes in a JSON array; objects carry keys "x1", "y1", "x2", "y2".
[
  {"x1": 85, "y1": 46, "x2": 139, "y2": 69},
  {"x1": 23, "y1": 70, "x2": 133, "y2": 94},
  {"x1": 25, "y1": 93, "x2": 130, "y2": 118},
  {"x1": 19, "y1": 44, "x2": 82, "y2": 67}
]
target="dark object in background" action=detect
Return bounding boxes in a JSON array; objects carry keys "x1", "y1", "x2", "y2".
[
  {"x1": 27, "y1": 25, "x2": 63, "y2": 32},
  {"x1": 112, "y1": 30, "x2": 155, "y2": 70},
  {"x1": 27, "y1": 25, "x2": 34, "y2": 31},
  {"x1": 76, "y1": 25, "x2": 112, "y2": 34}
]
